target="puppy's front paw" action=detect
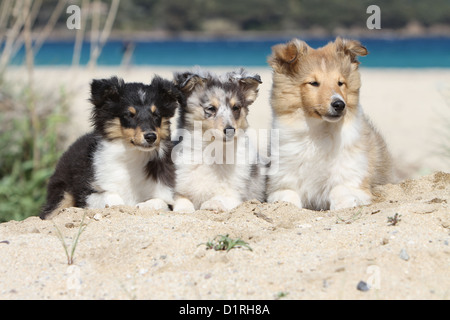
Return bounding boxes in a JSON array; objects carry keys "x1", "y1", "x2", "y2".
[
  {"x1": 137, "y1": 198, "x2": 169, "y2": 212},
  {"x1": 200, "y1": 199, "x2": 227, "y2": 212},
  {"x1": 104, "y1": 193, "x2": 125, "y2": 207},
  {"x1": 200, "y1": 196, "x2": 242, "y2": 212},
  {"x1": 173, "y1": 198, "x2": 196, "y2": 213},
  {"x1": 268, "y1": 190, "x2": 302, "y2": 208},
  {"x1": 330, "y1": 197, "x2": 359, "y2": 211},
  {"x1": 329, "y1": 186, "x2": 371, "y2": 211}
]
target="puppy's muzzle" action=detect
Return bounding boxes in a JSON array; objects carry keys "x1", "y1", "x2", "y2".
[
  {"x1": 224, "y1": 126, "x2": 236, "y2": 140},
  {"x1": 331, "y1": 99, "x2": 346, "y2": 114},
  {"x1": 323, "y1": 99, "x2": 346, "y2": 123},
  {"x1": 144, "y1": 132, "x2": 157, "y2": 144},
  {"x1": 132, "y1": 131, "x2": 158, "y2": 151}
]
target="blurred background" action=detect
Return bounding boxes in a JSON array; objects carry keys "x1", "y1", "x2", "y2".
[
  {"x1": 1, "y1": 0, "x2": 449, "y2": 221},
  {"x1": 4, "y1": 0, "x2": 450, "y2": 67}
]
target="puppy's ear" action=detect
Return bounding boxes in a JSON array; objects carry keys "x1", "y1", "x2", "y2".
[
  {"x1": 268, "y1": 39, "x2": 309, "y2": 73},
  {"x1": 90, "y1": 77, "x2": 124, "y2": 107},
  {"x1": 173, "y1": 72, "x2": 205, "y2": 96},
  {"x1": 151, "y1": 76, "x2": 184, "y2": 118},
  {"x1": 335, "y1": 37, "x2": 368, "y2": 65},
  {"x1": 228, "y1": 69, "x2": 262, "y2": 105}
]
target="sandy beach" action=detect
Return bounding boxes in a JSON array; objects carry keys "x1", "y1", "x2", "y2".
[
  {"x1": 1, "y1": 66, "x2": 449, "y2": 300},
  {"x1": 0, "y1": 172, "x2": 449, "y2": 300}
]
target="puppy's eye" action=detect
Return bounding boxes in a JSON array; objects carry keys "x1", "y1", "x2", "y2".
[
  {"x1": 338, "y1": 81, "x2": 345, "y2": 87},
  {"x1": 309, "y1": 81, "x2": 320, "y2": 87},
  {"x1": 206, "y1": 106, "x2": 217, "y2": 113},
  {"x1": 232, "y1": 105, "x2": 241, "y2": 112}
]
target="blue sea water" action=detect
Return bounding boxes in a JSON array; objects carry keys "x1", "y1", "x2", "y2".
[{"x1": 6, "y1": 37, "x2": 450, "y2": 68}]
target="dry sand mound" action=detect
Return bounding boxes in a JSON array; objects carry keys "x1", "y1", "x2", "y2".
[{"x1": 0, "y1": 172, "x2": 449, "y2": 300}]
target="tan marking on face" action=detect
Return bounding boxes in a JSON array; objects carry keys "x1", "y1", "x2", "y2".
[
  {"x1": 201, "y1": 107, "x2": 249, "y2": 140},
  {"x1": 151, "y1": 105, "x2": 157, "y2": 113},
  {"x1": 122, "y1": 126, "x2": 146, "y2": 145},
  {"x1": 155, "y1": 117, "x2": 170, "y2": 145},
  {"x1": 210, "y1": 97, "x2": 219, "y2": 108},
  {"x1": 235, "y1": 107, "x2": 249, "y2": 131},
  {"x1": 104, "y1": 118, "x2": 148, "y2": 146},
  {"x1": 128, "y1": 106, "x2": 136, "y2": 115},
  {"x1": 104, "y1": 118, "x2": 123, "y2": 140},
  {"x1": 229, "y1": 97, "x2": 237, "y2": 108}
]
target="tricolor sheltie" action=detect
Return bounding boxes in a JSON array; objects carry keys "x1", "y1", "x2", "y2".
[
  {"x1": 40, "y1": 76, "x2": 183, "y2": 219},
  {"x1": 172, "y1": 68, "x2": 265, "y2": 213},
  {"x1": 266, "y1": 38, "x2": 393, "y2": 211}
]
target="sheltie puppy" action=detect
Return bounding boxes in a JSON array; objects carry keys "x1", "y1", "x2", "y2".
[
  {"x1": 266, "y1": 38, "x2": 393, "y2": 211},
  {"x1": 172, "y1": 68, "x2": 265, "y2": 213},
  {"x1": 40, "y1": 76, "x2": 183, "y2": 219}
]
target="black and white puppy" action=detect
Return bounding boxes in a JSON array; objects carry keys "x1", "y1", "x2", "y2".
[
  {"x1": 172, "y1": 68, "x2": 266, "y2": 213},
  {"x1": 40, "y1": 76, "x2": 183, "y2": 219}
]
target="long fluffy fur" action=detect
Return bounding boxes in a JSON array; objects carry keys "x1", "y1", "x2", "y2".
[
  {"x1": 40, "y1": 76, "x2": 182, "y2": 219},
  {"x1": 172, "y1": 68, "x2": 265, "y2": 212},
  {"x1": 267, "y1": 38, "x2": 393, "y2": 211}
]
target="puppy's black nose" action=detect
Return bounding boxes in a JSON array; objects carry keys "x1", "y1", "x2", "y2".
[
  {"x1": 144, "y1": 132, "x2": 157, "y2": 144},
  {"x1": 224, "y1": 126, "x2": 236, "y2": 137},
  {"x1": 331, "y1": 100, "x2": 346, "y2": 113}
]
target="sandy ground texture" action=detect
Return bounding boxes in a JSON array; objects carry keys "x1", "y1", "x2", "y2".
[{"x1": 0, "y1": 172, "x2": 449, "y2": 300}]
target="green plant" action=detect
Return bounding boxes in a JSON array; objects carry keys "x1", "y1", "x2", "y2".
[
  {"x1": 274, "y1": 291, "x2": 289, "y2": 300},
  {"x1": 200, "y1": 234, "x2": 253, "y2": 252},
  {"x1": 387, "y1": 213, "x2": 402, "y2": 226},
  {"x1": 53, "y1": 213, "x2": 87, "y2": 265},
  {"x1": 336, "y1": 207, "x2": 364, "y2": 224},
  {"x1": 0, "y1": 83, "x2": 68, "y2": 222}
]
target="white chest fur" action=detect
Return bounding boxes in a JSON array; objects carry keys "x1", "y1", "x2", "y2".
[
  {"x1": 268, "y1": 110, "x2": 369, "y2": 210},
  {"x1": 87, "y1": 140, "x2": 171, "y2": 208},
  {"x1": 174, "y1": 136, "x2": 259, "y2": 210}
]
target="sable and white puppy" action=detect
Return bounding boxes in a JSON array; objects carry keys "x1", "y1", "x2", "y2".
[
  {"x1": 172, "y1": 68, "x2": 265, "y2": 213},
  {"x1": 266, "y1": 38, "x2": 393, "y2": 211},
  {"x1": 40, "y1": 76, "x2": 183, "y2": 219}
]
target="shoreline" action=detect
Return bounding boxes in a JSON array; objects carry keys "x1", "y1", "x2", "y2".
[{"x1": 45, "y1": 27, "x2": 450, "y2": 42}]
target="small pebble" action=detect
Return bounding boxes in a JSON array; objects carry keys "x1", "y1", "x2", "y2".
[
  {"x1": 335, "y1": 267, "x2": 345, "y2": 273},
  {"x1": 357, "y1": 281, "x2": 370, "y2": 292},
  {"x1": 0, "y1": 240, "x2": 10, "y2": 245},
  {"x1": 399, "y1": 248, "x2": 410, "y2": 261},
  {"x1": 93, "y1": 213, "x2": 103, "y2": 221},
  {"x1": 138, "y1": 268, "x2": 148, "y2": 276}
]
